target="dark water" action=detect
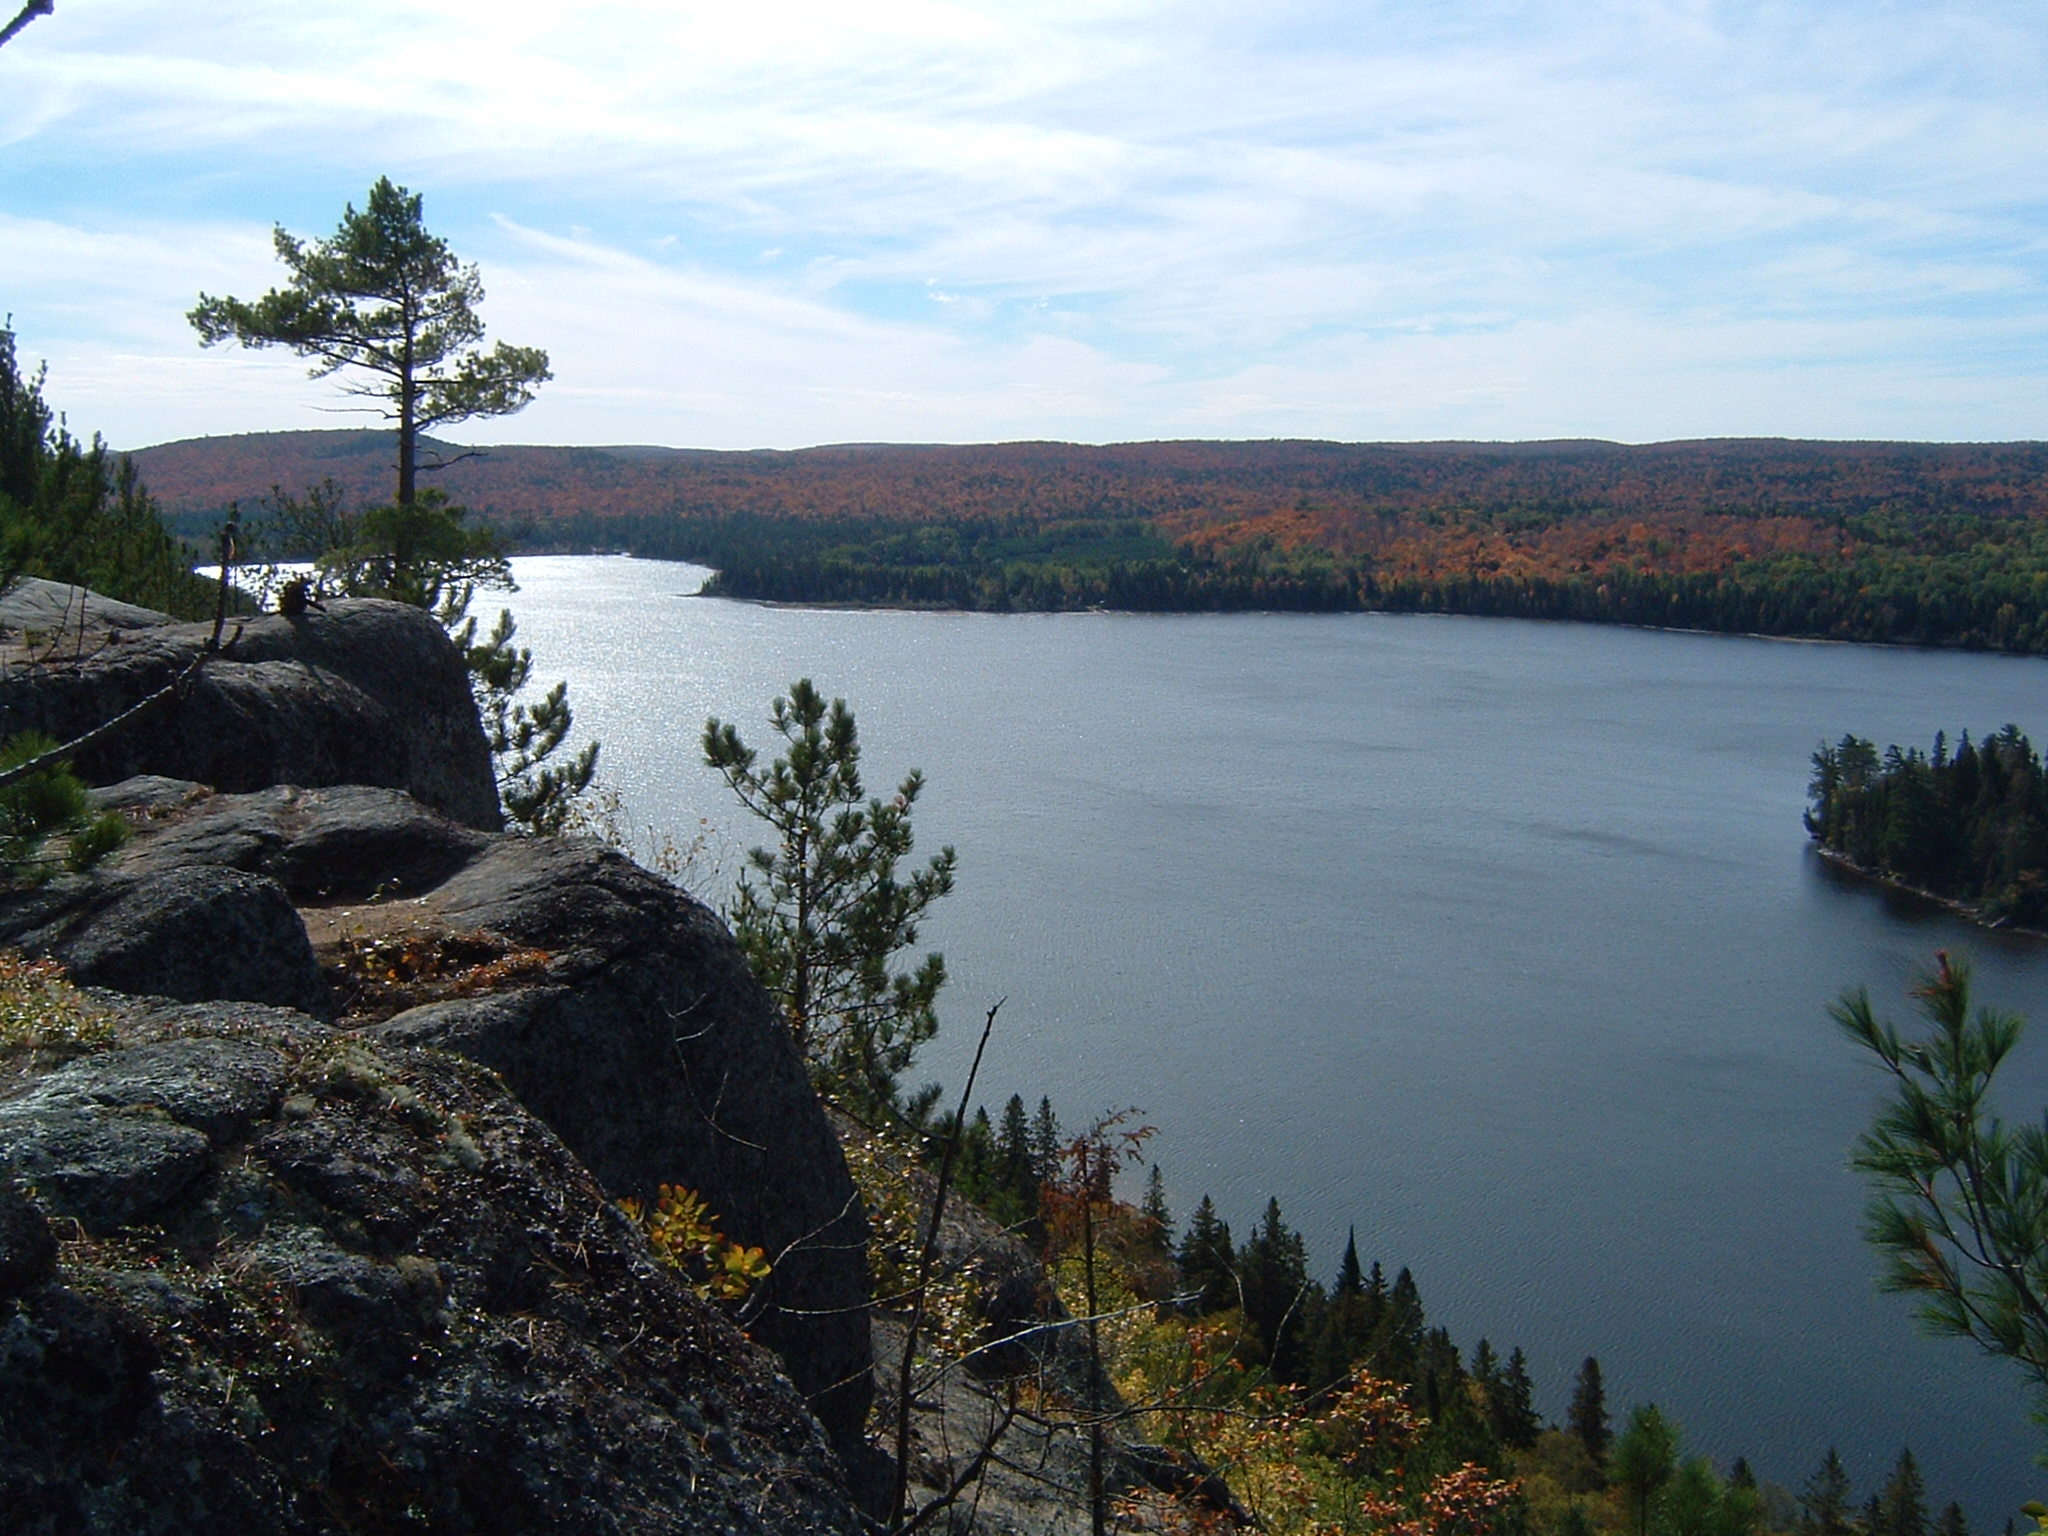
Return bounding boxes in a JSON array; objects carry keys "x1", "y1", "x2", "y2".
[{"x1": 502, "y1": 554, "x2": 2048, "y2": 1520}]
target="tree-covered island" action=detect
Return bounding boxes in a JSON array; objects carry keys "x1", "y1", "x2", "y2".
[{"x1": 1807, "y1": 727, "x2": 2048, "y2": 929}]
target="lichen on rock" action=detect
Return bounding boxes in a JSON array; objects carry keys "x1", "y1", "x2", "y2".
[{"x1": 0, "y1": 1005, "x2": 865, "y2": 1534}]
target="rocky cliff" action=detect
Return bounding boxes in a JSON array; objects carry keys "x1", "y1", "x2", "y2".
[
  {"x1": 0, "y1": 590, "x2": 501, "y2": 831},
  {"x1": 0, "y1": 998, "x2": 860, "y2": 1533},
  {"x1": 0, "y1": 584, "x2": 880, "y2": 1531}
]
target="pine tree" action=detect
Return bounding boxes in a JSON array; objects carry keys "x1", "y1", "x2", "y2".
[
  {"x1": 1496, "y1": 1346, "x2": 1541, "y2": 1448},
  {"x1": 1175, "y1": 1194, "x2": 1236, "y2": 1313},
  {"x1": 191, "y1": 177, "x2": 548, "y2": 508},
  {"x1": 1611, "y1": 1404, "x2": 1680, "y2": 1536},
  {"x1": 1836, "y1": 955, "x2": 2048, "y2": 1402},
  {"x1": 1935, "y1": 1503, "x2": 1968, "y2": 1536},
  {"x1": 1568, "y1": 1357, "x2": 1612, "y2": 1474},
  {"x1": 1471, "y1": 1338, "x2": 1503, "y2": 1427},
  {"x1": 953, "y1": 1106, "x2": 995, "y2": 1199},
  {"x1": 1140, "y1": 1165, "x2": 1172, "y2": 1253},
  {"x1": 1237, "y1": 1197, "x2": 1313, "y2": 1382},
  {"x1": 703, "y1": 680, "x2": 956, "y2": 1115},
  {"x1": 1723, "y1": 1458, "x2": 1766, "y2": 1536},
  {"x1": 0, "y1": 323, "x2": 210, "y2": 617},
  {"x1": 1418, "y1": 1326, "x2": 1461, "y2": 1416},
  {"x1": 1334, "y1": 1227, "x2": 1365, "y2": 1297},
  {"x1": 1372, "y1": 1266, "x2": 1425, "y2": 1384},
  {"x1": 1029, "y1": 1096, "x2": 1061, "y2": 1186},
  {"x1": 1420, "y1": 1328, "x2": 1496, "y2": 1468},
  {"x1": 1875, "y1": 1449, "x2": 1928, "y2": 1536},
  {"x1": 1663, "y1": 1456, "x2": 1722, "y2": 1536},
  {"x1": 993, "y1": 1093, "x2": 1037, "y2": 1218},
  {"x1": 1363, "y1": 1260, "x2": 1387, "y2": 1320},
  {"x1": 1306, "y1": 1235, "x2": 1378, "y2": 1393},
  {"x1": 1799, "y1": 1448, "x2": 1853, "y2": 1536}
]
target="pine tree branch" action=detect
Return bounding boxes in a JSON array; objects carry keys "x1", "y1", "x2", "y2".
[{"x1": 0, "y1": 1, "x2": 53, "y2": 51}]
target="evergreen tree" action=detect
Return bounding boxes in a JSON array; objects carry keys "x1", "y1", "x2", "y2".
[
  {"x1": 0, "y1": 324, "x2": 210, "y2": 617},
  {"x1": 1720, "y1": 1461, "x2": 1765, "y2": 1536},
  {"x1": 953, "y1": 1105, "x2": 995, "y2": 1199},
  {"x1": 1029, "y1": 1096, "x2": 1061, "y2": 1186},
  {"x1": 1799, "y1": 1448, "x2": 1853, "y2": 1536},
  {"x1": 1471, "y1": 1338, "x2": 1502, "y2": 1404},
  {"x1": 1237, "y1": 1197, "x2": 1313, "y2": 1382},
  {"x1": 191, "y1": 177, "x2": 549, "y2": 508},
  {"x1": 1934, "y1": 1503, "x2": 1967, "y2": 1536},
  {"x1": 1611, "y1": 1404, "x2": 1680, "y2": 1536},
  {"x1": 1875, "y1": 1449, "x2": 1927, "y2": 1536},
  {"x1": 1837, "y1": 955, "x2": 2048, "y2": 1398},
  {"x1": 1175, "y1": 1194, "x2": 1236, "y2": 1313},
  {"x1": 1664, "y1": 1456, "x2": 1723, "y2": 1536},
  {"x1": 1418, "y1": 1326, "x2": 1463, "y2": 1418},
  {"x1": 1363, "y1": 1260, "x2": 1388, "y2": 1319},
  {"x1": 703, "y1": 680, "x2": 957, "y2": 1115},
  {"x1": 991, "y1": 1093, "x2": 1037, "y2": 1220},
  {"x1": 1496, "y1": 1347, "x2": 1541, "y2": 1449},
  {"x1": 1306, "y1": 1236, "x2": 1380, "y2": 1393},
  {"x1": 1420, "y1": 1328, "x2": 1497, "y2": 1470},
  {"x1": 456, "y1": 600, "x2": 599, "y2": 832},
  {"x1": 1372, "y1": 1266, "x2": 1426, "y2": 1383},
  {"x1": 1334, "y1": 1227, "x2": 1365, "y2": 1297},
  {"x1": 1568, "y1": 1357, "x2": 1612, "y2": 1474},
  {"x1": 1140, "y1": 1165, "x2": 1172, "y2": 1253},
  {"x1": 255, "y1": 480, "x2": 595, "y2": 833}
]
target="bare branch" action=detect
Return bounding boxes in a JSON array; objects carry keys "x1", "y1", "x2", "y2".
[{"x1": 889, "y1": 998, "x2": 1003, "y2": 1529}]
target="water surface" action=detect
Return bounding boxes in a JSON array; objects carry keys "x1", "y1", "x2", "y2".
[{"x1": 502, "y1": 555, "x2": 2048, "y2": 1519}]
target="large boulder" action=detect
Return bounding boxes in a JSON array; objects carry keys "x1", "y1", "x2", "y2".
[
  {"x1": 0, "y1": 575, "x2": 176, "y2": 635},
  {"x1": 0, "y1": 781, "x2": 876, "y2": 1470},
  {"x1": 0, "y1": 1000, "x2": 863, "y2": 1534},
  {"x1": 372, "y1": 834, "x2": 877, "y2": 1458},
  {"x1": 0, "y1": 862, "x2": 334, "y2": 1018},
  {"x1": 0, "y1": 597, "x2": 500, "y2": 830}
]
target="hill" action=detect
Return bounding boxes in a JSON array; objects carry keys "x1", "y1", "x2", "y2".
[{"x1": 133, "y1": 430, "x2": 2048, "y2": 649}]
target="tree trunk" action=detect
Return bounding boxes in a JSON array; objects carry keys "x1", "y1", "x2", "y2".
[{"x1": 398, "y1": 330, "x2": 417, "y2": 505}]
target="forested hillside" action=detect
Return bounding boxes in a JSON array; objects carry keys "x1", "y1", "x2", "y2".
[{"x1": 134, "y1": 431, "x2": 2048, "y2": 650}]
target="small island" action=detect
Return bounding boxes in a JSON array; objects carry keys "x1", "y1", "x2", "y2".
[{"x1": 1807, "y1": 725, "x2": 2048, "y2": 930}]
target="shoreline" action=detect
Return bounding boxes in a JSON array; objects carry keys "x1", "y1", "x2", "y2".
[
  {"x1": 504, "y1": 549, "x2": 2048, "y2": 658},
  {"x1": 1812, "y1": 845, "x2": 2048, "y2": 944}
]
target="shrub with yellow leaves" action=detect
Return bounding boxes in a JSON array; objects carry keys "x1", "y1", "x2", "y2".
[{"x1": 618, "y1": 1183, "x2": 771, "y2": 1303}]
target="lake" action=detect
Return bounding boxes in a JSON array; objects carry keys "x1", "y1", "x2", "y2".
[{"x1": 498, "y1": 553, "x2": 2048, "y2": 1522}]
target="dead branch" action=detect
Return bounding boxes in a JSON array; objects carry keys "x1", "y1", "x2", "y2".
[{"x1": 888, "y1": 996, "x2": 1003, "y2": 1531}]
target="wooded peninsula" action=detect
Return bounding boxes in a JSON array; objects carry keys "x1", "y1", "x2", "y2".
[{"x1": 135, "y1": 432, "x2": 2048, "y2": 653}]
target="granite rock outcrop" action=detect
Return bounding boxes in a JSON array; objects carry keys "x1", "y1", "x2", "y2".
[
  {"x1": 0, "y1": 998, "x2": 863, "y2": 1534},
  {"x1": 0, "y1": 594, "x2": 500, "y2": 830},
  {"x1": 0, "y1": 780, "x2": 877, "y2": 1472}
]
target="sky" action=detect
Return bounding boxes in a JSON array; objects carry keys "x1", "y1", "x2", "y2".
[{"x1": 1, "y1": 0, "x2": 2044, "y2": 451}]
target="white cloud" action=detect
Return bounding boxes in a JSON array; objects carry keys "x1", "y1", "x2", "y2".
[{"x1": 0, "y1": 0, "x2": 2042, "y2": 446}]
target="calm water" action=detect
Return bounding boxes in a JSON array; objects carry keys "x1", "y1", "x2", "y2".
[{"x1": 502, "y1": 554, "x2": 2048, "y2": 1520}]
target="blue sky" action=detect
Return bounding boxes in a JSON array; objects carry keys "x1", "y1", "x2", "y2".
[{"x1": 1, "y1": 0, "x2": 2043, "y2": 450}]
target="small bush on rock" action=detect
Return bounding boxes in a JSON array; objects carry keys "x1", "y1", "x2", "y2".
[
  {"x1": 618, "y1": 1184, "x2": 771, "y2": 1303},
  {"x1": 0, "y1": 951, "x2": 113, "y2": 1057},
  {"x1": 0, "y1": 731, "x2": 127, "y2": 885}
]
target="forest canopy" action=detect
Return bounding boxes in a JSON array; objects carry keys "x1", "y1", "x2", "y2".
[{"x1": 135, "y1": 432, "x2": 2048, "y2": 653}]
